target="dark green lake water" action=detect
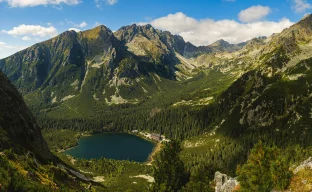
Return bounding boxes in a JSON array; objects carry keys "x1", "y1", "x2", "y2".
[{"x1": 64, "y1": 133, "x2": 155, "y2": 162}]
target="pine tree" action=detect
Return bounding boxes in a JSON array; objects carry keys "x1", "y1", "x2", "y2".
[
  {"x1": 237, "y1": 141, "x2": 292, "y2": 192},
  {"x1": 151, "y1": 140, "x2": 189, "y2": 192}
]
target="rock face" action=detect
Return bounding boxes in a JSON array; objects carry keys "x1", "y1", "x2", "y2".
[
  {"x1": 0, "y1": 70, "x2": 52, "y2": 160},
  {"x1": 114, "y1": 24, "x2": 213, "y2": 58},
  {"x1": 214, "y1": 171, "x2": 239, "y2": 192}
]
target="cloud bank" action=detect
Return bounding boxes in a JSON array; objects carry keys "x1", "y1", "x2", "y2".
[
  {"x1": 138, "y1": 12, "x2": 294, "y2": 45},
  {"x1": 0, "y1": 0, "x2": 80, "y2": 7}
]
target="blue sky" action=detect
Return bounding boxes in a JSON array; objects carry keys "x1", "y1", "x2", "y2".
[{"x1": 0, "y1": 0, "x2": 311, "y2": 59}]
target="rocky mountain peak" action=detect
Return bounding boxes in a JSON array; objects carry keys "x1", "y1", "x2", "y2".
[
  {"x1": 263, "y1": 13, "x2": 312, "y2": 57},
  {"x1": 244, "y1": 36, "x2": 266, "y2": 47},
  {"x1": 293, "y1": 13, "x2": 312, "y2": 37},
  {"x1": 115, "y1": 23, "x2": 160, "y2": 44},
  {"x1": 299, "y1": 13, "x2": 312, "y2": 23},
  {"x1": 81, "y1": 24, "x2": 114, "y2": 39},
  {"x1": 55, "y1": 30, "x2": 78, "y2": 41},
  {"x1": 95, "y1": 24, "x2": 113, "y2": 34},
  {"x1": 210, "y1": 39, "x2": 231, "y2": 48},
  {"x1": 274, "y1": 13, "x2": 312, "y2": 42},
  {"x1": 206, "y1": 39, "x2": 245, "y2": 53}
]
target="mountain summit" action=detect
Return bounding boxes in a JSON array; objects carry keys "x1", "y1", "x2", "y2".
[{"x1": 208, "y1": 39, "x2": 246, "y2": 52}]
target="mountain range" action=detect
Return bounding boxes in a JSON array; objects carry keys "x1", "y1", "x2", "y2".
[
  {"x1": 0, "y1": 13, "x2": 312, "y2": 192},
  {"x1": 0, "y1": 23, "x2": 249, "y2": 107}
]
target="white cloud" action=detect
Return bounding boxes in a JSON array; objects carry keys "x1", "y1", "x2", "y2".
[
  {"x1": 22, "y1": 36, "x2": 32, "y2": 41},
  {"x1": 106, "y1": 0, "x2": 117, "y2": 5},
  {"x1": 0, "y1": 25, "x2": 58, "y2": 58},
  {"x1": 2, "y1": 24, "x2": 58, "y2": 37},
  {"x1": 93, "y1": 21, "x2": 102, "y2": 27},
  {"x1": 238, "y1": 5, "x2": 271, "y2": 23},
  {"x1": 63, "y1": 19, "x2": 87, "y2": 28},
  {"x1": 138, "y1": 12, "x2": 198, "y2": 34},
  {"x1": 292, "y1": 0, "x2": 312, "y2": 13},
  {"x1": 95, "y1": 0, "x2": 117, "y2": 8},
  {"x1": 68, "y1": 28, "x2": 81, "y2": 32},
  {"x1": 138, "y1": 12, "x2": 294, "y2": 45},
  {"x1": 76, "y1": 21, "x2": 87, "y2": 28},
  {"x1": 0, "y1": 0, "x2": 81, "y2": 7}
]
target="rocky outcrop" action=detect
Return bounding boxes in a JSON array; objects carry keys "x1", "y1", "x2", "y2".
[
  {"x1": 286, "y1": 157, "x2": 312, "y2": 192},
  {"x1": 214, "y1": 172, "x2": 239, "y2": 192},
  {"x1": 293, "y1": 157, "x2": 312, "y2": 174}
]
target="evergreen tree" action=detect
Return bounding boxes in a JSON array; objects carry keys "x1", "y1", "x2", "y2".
[
  {"x1": 151, "y1": 140, "x2": 189, "y2": 192},
  {"x1": 237, "y1": 141, "x2": 292, "y2": 192}
]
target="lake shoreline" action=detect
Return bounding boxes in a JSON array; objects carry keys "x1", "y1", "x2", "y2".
[
  {"x1": 63, "y1": 132, "x2": 156, "y2": 162},
  {"x1": 54, "y1": 130, "x2": 162, "y2": 164},
  {"x1": 57, "y1": 132, "x2": 92, "y2": 153},
  {"x1": 128, "y1": 132, "x2": 163, "y2": 165},
  {"x1": 146, "y1": 142, "x2": 162, "y2": 165},
  {"x1": 58, "y1": 131, "x2": 135, "y2": 153}
]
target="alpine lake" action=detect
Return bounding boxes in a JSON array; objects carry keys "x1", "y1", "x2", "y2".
[{"x1": 64, "y1": 133, "x2": 155, "y2": 162}]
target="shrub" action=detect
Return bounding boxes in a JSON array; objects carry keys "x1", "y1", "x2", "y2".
[{"x1": 237, "y1": 141, "x2": 292, "y2": 192}]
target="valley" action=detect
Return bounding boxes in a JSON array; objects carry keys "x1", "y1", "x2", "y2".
[{"x1": 0, "y1": 9, "x2": 312, "y2": 192}]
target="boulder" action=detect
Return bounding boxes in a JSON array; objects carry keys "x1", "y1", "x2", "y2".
[
  {"x1": 214, "y1": 171, "x2": 239, "y2": 192},
  {"x1": 293, "y1": 157, "x2": 312, "y2": 174}
]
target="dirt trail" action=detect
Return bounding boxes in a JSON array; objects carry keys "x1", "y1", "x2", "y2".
[{"x1": 146, "y1": 143, "x2": 162, "y2": 165}]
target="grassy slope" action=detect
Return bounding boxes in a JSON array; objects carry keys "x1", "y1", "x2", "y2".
[
  {"x1": 181, "y1": 58, "x2": 312, "y2": 178},
  {"x1": 29, "y1": 70, "x2": 235, "y2": 120}
]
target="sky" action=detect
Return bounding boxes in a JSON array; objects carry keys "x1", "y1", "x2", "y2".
[{"x1": 0, "y1": 0, "x2": 311, "y2": 59}]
